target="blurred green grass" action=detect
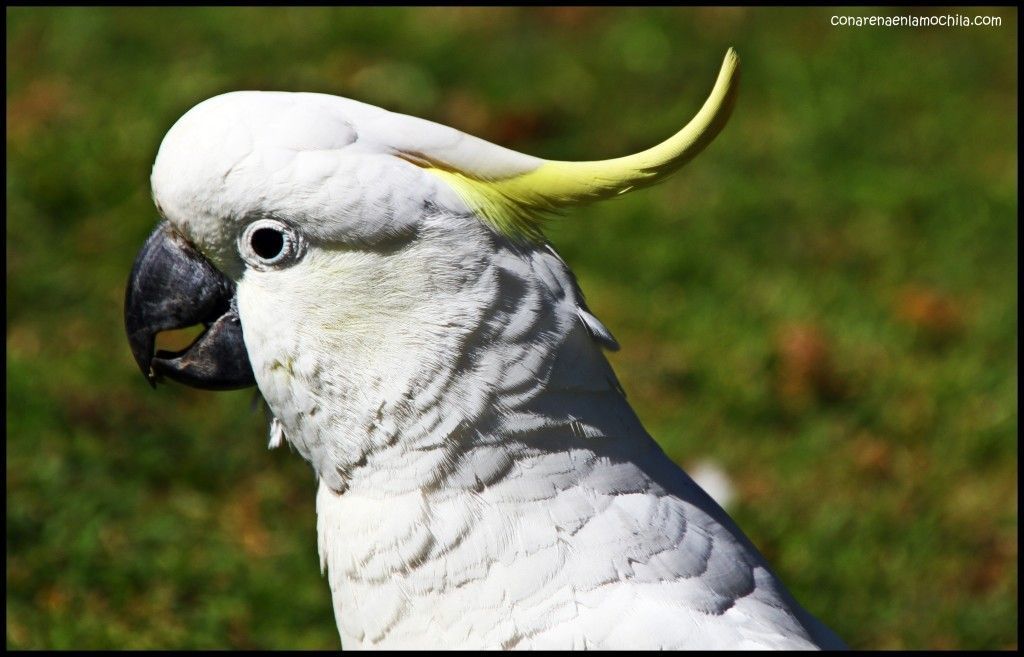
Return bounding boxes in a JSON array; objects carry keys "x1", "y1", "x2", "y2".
[{"x1": 6, "y1": 7, "x2": 1017, "y2": 649}]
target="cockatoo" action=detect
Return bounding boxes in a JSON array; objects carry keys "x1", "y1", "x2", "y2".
[{"x1": 125, "y1": 49, "x2": 844, "y2": 650}]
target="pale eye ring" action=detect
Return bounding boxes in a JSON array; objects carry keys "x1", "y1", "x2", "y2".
[{"x1": 238, "y1": 219, "x2": 304, "y2": 270}]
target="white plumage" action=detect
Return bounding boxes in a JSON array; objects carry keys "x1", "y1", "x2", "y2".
[{"x1": 137, "y1": 50, "x2": 844, "y2": 649}]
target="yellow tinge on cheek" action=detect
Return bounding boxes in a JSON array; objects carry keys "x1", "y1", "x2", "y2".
[{"x1": 238, "y1": 253, "x2": 367, "y2": 344}]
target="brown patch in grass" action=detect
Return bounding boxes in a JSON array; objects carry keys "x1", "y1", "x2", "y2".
[
  {"x1": 7, "y1": 322, "x2": 42, "y2": 359},
  {"x1": 6, "y1": 617, "x2": 30, "y2": 647},
  {"x1": 736, "y1": 469, "x2": 777, "y2": 504},
  {"x1": 771, "y1": 323, "x2": 846, "y2": 410},
  {"x1": 441, "y1": 90, "x2": 492, "y2": 138},
  {"x1": 895, "y1": 285, "x2": 964, "y2": 345},
  {"x1": 850, "y1": 433, "x2": 894, "y2": 479},
  {"x1": 7, "y1": 77, "x2": 75, "y2": 143},
  {"x1": 37, "y1": 584, "x2": 70, "y2": 612},
  {"x1": 222, "y1": 477, "x2": 272, "y2": 559},
  {"x1": 488, "y1": 109, "x2": 559, "y2": 149},
  {"x1": 968, "y1": 533, "x2": 1017, "y2": 595}
]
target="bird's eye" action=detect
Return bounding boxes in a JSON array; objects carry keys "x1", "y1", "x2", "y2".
[
  {"x1": 251, "y1": 228, "x2": 284, "y2": 259},
  {"x1": 239, "y1": 219, "x2": 304, "y2": 270}
]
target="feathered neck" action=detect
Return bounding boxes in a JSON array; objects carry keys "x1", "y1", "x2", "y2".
[{"x1": 247, "y1": 216, "x2": 628, "y2": 495}]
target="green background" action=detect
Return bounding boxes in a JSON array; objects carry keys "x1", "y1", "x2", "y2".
[{"x1": 6, "y1": 7, "x2": 1017, "y2": 649}]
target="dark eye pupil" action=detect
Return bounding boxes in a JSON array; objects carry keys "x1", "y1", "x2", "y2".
[{"x1": 251, "y1": 228, "x2": 284, "y2": 260}]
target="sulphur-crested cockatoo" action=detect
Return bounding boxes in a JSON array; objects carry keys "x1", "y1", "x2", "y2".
[{"x1": 125, "y1": 49, "x2": 844, "y2": 650}]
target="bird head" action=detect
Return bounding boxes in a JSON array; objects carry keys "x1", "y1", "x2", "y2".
[{"x1": 124, "y1": 49, "x2": 739, "y2": 476}]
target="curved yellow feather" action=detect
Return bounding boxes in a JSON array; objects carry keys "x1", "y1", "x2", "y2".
[{"x1": 426, "y1": 48, "x2": 740, "y2": 241}]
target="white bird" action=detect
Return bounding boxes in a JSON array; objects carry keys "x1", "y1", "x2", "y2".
[{"x1": 125, "y1": 49, "x2": 845, "y2": 650}]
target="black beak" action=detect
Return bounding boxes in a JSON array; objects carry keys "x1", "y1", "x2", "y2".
[{"x1": 124, "y1": 221, "x2": 256, "y2": 390}]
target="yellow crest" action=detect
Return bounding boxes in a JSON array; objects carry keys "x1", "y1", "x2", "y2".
[{"x1": 404, "y1": 49, "x2": 740, "y2": 241}]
